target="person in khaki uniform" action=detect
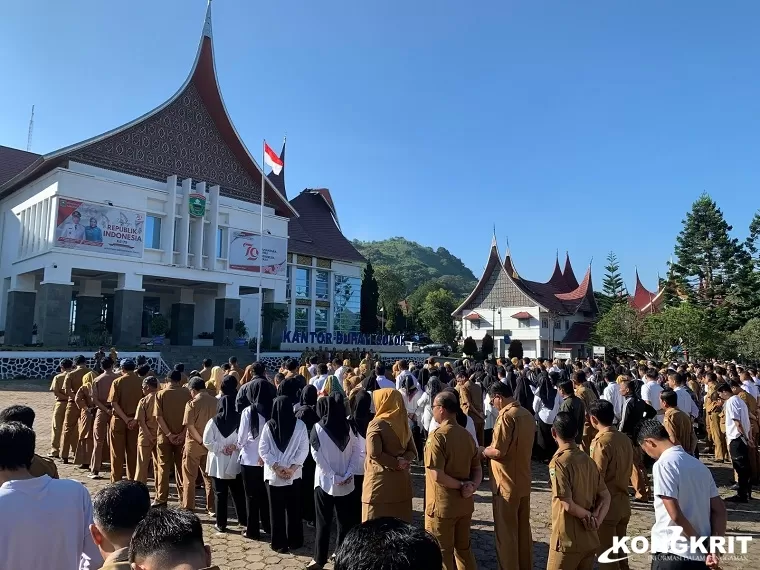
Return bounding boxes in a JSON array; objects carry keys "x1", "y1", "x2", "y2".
[
  {"x1": 455, "y1": 369, "x2": 485, "y2": 446},
  {"x1": 704, "y1": 378, "x2": 728, "y2": 462},
  {"x1": 572, "y1": 371, "x2": 598, "y2": 453},
  {"x1": 425, "y1": 391, "x2": 482, "y2": 570},
  {"x1": 547, "y1": 411, "x2": 611, "y2": 570},
  {"x1": 135, "y1": 376, "x2": 160, "y2": 484},
  {"x1": 362, "y1": 389, "x2": 418, "y2": 522},
  {"x1": 73, "y1": 371, "x2": 96, "y2": 468},
  {"x1": 154, "y1": 370, "x2": 192, "y2": 506},
  {"x1": 61, "y1": 355, "x2": 91, "y2": 463},
  {"x1": 481, "y1": 382, "x2": 535, "y2": 570},
  {"x1": 588, "y1": 400, "x2": 633, "y2": 570},
  {"x1": 732, "y1": 379, "x2": 760, "y2": 483},
  {"x1": 181, "y1": 377, "x2": 218, "y2": 513},
  {"x1": 90, "y1": 358, "x2": 118, "y2": 479},
  {"x1": 108, "y1": 359, "x2": 144, "y2": 482},
  {"x1": 49, "y1": 359, "x2": 74, "y2": 458},
  {"x1": 0, "y1": 404, "x2": 59, "y2": 479},
  {"x1": 199, "y1": 359, "x2": 213, "y2": 384},
  {"x1": 660, "y1": 390, "x2": 696, "y2": 455}
]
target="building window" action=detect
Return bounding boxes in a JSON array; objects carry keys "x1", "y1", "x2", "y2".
[
  {"x1": 315, "y1": 307, "x2": 328, "y2": 333},
  {"x1": 295, "y1": 268, "x2": 311, "y2": 298},
  {"x1": 473, "y1": 319, "x2": 480, "y2": 329},
  {"x1": 316, "y1": 270, "x2": 329, "y2": 301},
  {"x1": 554, "y1": 320, "x2": 561, "y2": 329},
  {"x1": 216, "y1": 228, "x2": 225, "y2": 258},
  {"x1": 541, "y1": 318, "x2": 548, "y2": 329},
  {"x1": 518, "y1": 318, "x2": 530, "y2": 329},
  {"x1": 565, "y1": 320, "x2": 570, "y2": 330},
  {"x1": 333, "y1": 275, "x2": 361, "y2": 334},
  {"x1": 295, "y1": 307, "x2": 309, "y2": 334},
  {"x1": 145, "y1": 216, "x2": 161, "y2": 249}
]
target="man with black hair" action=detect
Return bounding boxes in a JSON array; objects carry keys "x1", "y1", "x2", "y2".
[
  {"x1": 199, "y1": 359, "x2": 213, "y2": 385},
  {"x1": 667, "y1": 371, "x2": 699, "y2": 420},
  {"x1": 173, "y1": 363, "x2": 189, "y2": 386},
  {"x1": 135, "y1": 376, "x2": 160, "y2": 485},
  {"x1": 91, "y1": 356, "x2": 118, "y2": 479},
  {"x1": 228, "y1": 357, "x2": 243, "y2": 382},
  {"x1": 482, "y1": 382, "x2": 535, "y2": 570},
  {"x1": 718, "y1": 382, "x2": 752, "y2": 502},
  {"x1": 109, "y1": 359, "x2": 144, "y2": 482},
  {"x1": 0, "y1": 405, "x2": 58, "y2": 478},
  {"x1": 547, "y1": 412, "x2": 610, "y2": 570},
  {"x1": 456, "y1": 368, "x2": 485, "y2": 446},
  {"x1": 660, "y1": 390, "x2": 696, "y2": 456},
  {"x1": 154, "y1": 370, "x2": 191, "y2": 506},
  {"x1": 91, "y1": 480, "x2": 151, "y2": 568},
  {"x1": 309, "y1": 363, "x2": 330, "y2": 392},
  {"x1": 637, "y1": 420, "x2": 726, "y2": 568},
  {"x1": 334, "y1": 517, "x2": 442, "y2": 570},
  {"x1": 572, "y1": 371, "x2": 598, "y2": 452},
  {"x1": 308, "y1": 355, "x2": 319, "y2": 378},
  {"x1": 641, "y1": 369, "x2": 664, "y2": 423},
  {"x1": 730, "y1": 377, "x2": 760, "y2": 484},
  {"x1": 619, "y1": 379, "x2": 656, "y2": 503},
  {"x1": 588, "y1": 400, "x2": 633, "y2": 570},
  {"x1": 61, "y1": 355, "x2": 91, "y2": 464},
  {"x1": 0, "y1": 422, "x2": 101, "y2": 569},
  {"x1": 181, "y1": 377, "x2": 218, "y2": 512},
  {"x1": 375, "y1": 362, "x2": 394, "y2": 389},
  {"x1": 558, "y1": 381, "x2": 585, "y2": 446},
  {"x1": 49, "y1": 358, "x2": 74, "y2": 459},
  {"x1": 129, "y1": 508, "x2": 214, "y2": 570}
]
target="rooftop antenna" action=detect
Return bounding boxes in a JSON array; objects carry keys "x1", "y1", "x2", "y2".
[{"x1": 26, "y1": 105, "x2": 34, "y2": 152}]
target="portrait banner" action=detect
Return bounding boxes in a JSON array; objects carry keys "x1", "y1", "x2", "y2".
[{"x1": 228, "y1": 230, "x2": 287, "y2": 275}]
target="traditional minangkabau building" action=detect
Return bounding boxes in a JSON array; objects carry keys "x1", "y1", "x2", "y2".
[
  {"x1": 628, "y1": 270, "x2": 664, "y2": 314},
  {"x1": 0, "y1": 3, "x2": 364, "y2": 349},
  {"x1": 452, "y1": 235, "x2": 599, "y2": 359}
]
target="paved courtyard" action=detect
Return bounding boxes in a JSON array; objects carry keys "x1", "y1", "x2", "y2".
[{"x1": 1, "y1": 382, "x2": 758, "y2": 570}]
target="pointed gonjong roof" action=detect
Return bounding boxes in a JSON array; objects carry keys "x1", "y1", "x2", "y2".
[
  {"x1": 0, "y1": 3, "x2": 296, "y2": 217},
  {"x1": 629, "y1": 270, "x2": 664, "y2": 313}
]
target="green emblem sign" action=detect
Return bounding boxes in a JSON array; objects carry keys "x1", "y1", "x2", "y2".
[{"x1": 189, "y1": 193, "x2": 206, "y2": 217}]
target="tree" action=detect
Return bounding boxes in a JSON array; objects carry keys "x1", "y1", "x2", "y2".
[
  {"x1": 360, "y1": 260, "x2": 379, "y2": 333},
  {"x1": 733, "y1": 318, "x2": 760, "y2": 361},
  {"x1": 462, "y1": 336, "x2": 478, "y2": 357},
  {"x1": 508, "y1": 339, "x2": 524, "y2": 360},
  {"x1": 592, "y1": 304, "x2": 648, "y2": 358},
  {"x1": 481, "y1": 333, "x2": 494, "y2": 360},
  {"x1": 374, "y1": 265, "x2": 406, "y2": 332},
  {"x1": 600, "y1": 252, "x2": 626, "y2": 313},
  {"x1": 418, "y1": 289, "x2": 458, "y2": 348}
]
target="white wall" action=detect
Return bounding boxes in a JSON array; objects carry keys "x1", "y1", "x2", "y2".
[{"x1": 239, "y1": 293, "x2": 261, "y2": 338}]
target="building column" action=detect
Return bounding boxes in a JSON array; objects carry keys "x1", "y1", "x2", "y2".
[
  {"x1": 262, "y1": 288, "x2": 287, "y2": 351},
  {"x1": 170, "y1": 288, "x2": 195, "y2": 346},
  {"x1": 177, "y1": 178, "x2": 191, "y2": 267},
  {"x1": 162, "y1": 175, "x2": 178, "y2": 264},
  {"x1": 214, "y1": 283, "x2": 240, "y2": 346},
  {"x1": 205, "y1": 184, "x2": 220, "y2": 269},
  {"x1": 113, "y1": 273, "x2": 144, "y2": 347},
  {"x1": 37, "y1": 265, "x2": 74, "y2": 347},
  {"x1": 4, "y1": 273, "x2": 37, "y2": 345},
  {"x1": 75, "y1": 280, "x2": 103, "y2": 334}
]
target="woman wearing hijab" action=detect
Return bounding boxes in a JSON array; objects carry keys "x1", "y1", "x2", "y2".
[
  {"x1": 203, "y1": 376, "x2": 246, "y2": 533},
  {"x1": 207, "y1": 365, "x2": 224, "y2": 396},
  {"x1": 237, "y1": 379, "x2": 276, "y2": 540},
  {"x1": 308, "y1": 393, "x2": 363, "y2": 570},
  {"x1": 361, "y1": 388, "x2": 417, "y2": 523},
  {"x1": 400, "y1": 375, "x2": 424, "y2": 458},
  {"x1": 294, "y1": 385, "x2": 320, "y2": 526},
  {"x1": 427, "y1": 387, "x2": 478, "y2": 446},
  {"x1": 320, "y1": 374, "x2": 346, "y2": 399},
  {"x1": 258, "y1": 395, "x2": 309, "y2": 553},
  {"x1": 418, "y1": 377, "x2": 443, "y2": 438},
  {"x1": 532, "y1": 370, "x2": 562, "y2": 461},
  {"x1": 347, "y1": 388, "x2": 373, "y2": 508},
  {"x1": 277, "y1": 376, "x2": 302, "y2": 407}
]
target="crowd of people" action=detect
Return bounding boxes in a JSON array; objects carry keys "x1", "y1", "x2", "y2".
[{"x1": 0, "y1": 349, "x2": 755, "y2": 570}]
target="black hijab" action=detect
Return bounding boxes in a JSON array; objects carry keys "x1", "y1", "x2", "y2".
[
  {"x1": 278, "y1": 377, "x2": 301, "y2": 406},
  {"x1": 362, "y1": 371, "x2": 380, "y2": 392},
  {"x1": 214, "y1": 375, "x2": 241, "y2": 438},
  {"x1": 316, "y1": 396, "x2": 329, "y2": 420},
  {"x1": 311, "y1": 393, "x2": 351, "y2": 452},
  {"x1": 428, "y1": 378, "x2": 444, "y2": 402},
  {"x1": 349, "y1": 388, "x2": 373, "y2": 439},
  {"x1": 514, "y1": 369, "x2": 534, "y2": 412},
  {"x1": 267, "y1": 396, "x2": 298, "y2": 453},
  {"x1": 294, "y1": 384, "x2": 320, "y2": 433},
  {"x1": 250, "y1": 379, "x2": 277, "y2": 438},
  {"x1": 443, "y1": 387, "x2": 468, "y2": 428},
  {"x1": 537, "y1": 371, "x2": 558, "y2": 408}
]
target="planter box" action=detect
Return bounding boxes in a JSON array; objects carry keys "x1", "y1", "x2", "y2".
[{"x1": 193, "y1": 339, "x2": 214, "y2": 347}]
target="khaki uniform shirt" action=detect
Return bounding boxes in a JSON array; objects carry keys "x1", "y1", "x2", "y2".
[
  {"x1": 458, "y1": 381, "x2": 484, "y2": 424},
  {"x1": 663, "y1": 408, "x2": 696, "y2": 454},
  {"x1": 424, "y1": 421, "x2": 479, "y2": 519},
  {"x1": 135, "y1": 393, "x2": 158, "y2": 446},
  {"x1": 184, "y1": 392, "x2": 219, "y2": 457},
  {"x1": 737, "y1": 390, "x2": 758, "y2": 425},
  {"x1": 199, "y1": 368, "x2": 212, "y2": 383},
  {"x1": 559, "y1": 395, "x2": 586, "y2": 445},
  {"x1": 589, "y1": 428, "x2": 632, "y2": 521},
  {"x1": 489, "y1": 401, "x2": 535, "y2": 500},
  {"x1": 362, "y1": 420, "x2": 418, "y2": 504},
  {"x1": 29, "y1": 454, "x2": 59, "y2": 479},
  {"x1": 50, "y1": 372, "x2": 68, "y2": 402},
  {"x1": 63, "y1": 366, "x2": 90, "y2": 402},
  {"x1": 155, "y1": 385, "x2": 191, "y2": 442},
  {"x1": 549, "y1": 442, "x2": 607, "y2": 553},
  {"x1": 92, "y1": 371, "x2": 118, "y2": 409},
  {"x1": 108, "y1": 372, "x2": 144, "y2": 419}
]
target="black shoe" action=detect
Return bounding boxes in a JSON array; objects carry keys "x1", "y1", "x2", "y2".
[
  {"x1": 725, "y1": 495, "x2": 749, "y2": 503},
  {"x1": 151, "y1": 502, "x2": 167, "y2": 509},
  {"x1": 48, "y1": 453, "x2": 59, "y2": 459},
  {"x1": 78, "y1": 464, "x2": 89, "y2": 470},
  {"x1": 62, "y1": 458, "x2": 69, "y2": 464},
  {"x1": 214, "y1": 525, "x2": 227, "y2": 533},
  {"x1": 730, "y1": 483, "x2": 740, "y2": 491},
  {"x1": 274, "y1": 546, "x2": 290, "y2": 554},
  {"x1": 242, "y1": 532, "x2": 260, "y2": 540},
  {"x1": 306, "y1": 560, "x2": 322, "y2": 570}
]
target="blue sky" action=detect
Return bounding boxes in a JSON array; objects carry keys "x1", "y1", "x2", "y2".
[{"x1": 2, "y1": 0, "x2": 760, "y2": 293}]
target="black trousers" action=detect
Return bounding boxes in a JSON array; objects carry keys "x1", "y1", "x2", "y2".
[
  {"x1": 267, "y1": 480, "x2": 303, "y2": 551},
  {"x1": 484, "y1": 428, "x2": 494, "y2": 448},
  {"x1": 729, "y1": 437, "x2": 751, "y2": 499},
  {"x1": 651, "y1": 553, "x2": 708, "y2": 569},
  {"x1": 411, "y1": 424, "x2": 424, "y2": 461},
  {"x1": 314, "y1": 486, "x2": 359, "y2": 566},
  {"x1": 536, "y1": 418, "x2": 557, "y2": 461},
  {"x1": 212, "y1": 475, "x2": 247, "y2": 530},
  {"x1": 301, "y1": 456, "x2": 316, "y2": 524},
  {"x1": 241, "y1": 465, "x2": 270, "y2": 537}
]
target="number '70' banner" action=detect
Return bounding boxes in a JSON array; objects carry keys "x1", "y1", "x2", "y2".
[{"x1": 228, "y1": 230, "x2": 287, "y2": 275}]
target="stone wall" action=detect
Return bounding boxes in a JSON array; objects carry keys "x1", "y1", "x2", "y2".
[{"x1": 0, "y1": 352, "x2": 168, "y2": 380}]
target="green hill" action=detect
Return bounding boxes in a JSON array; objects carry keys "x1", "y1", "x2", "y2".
[{"x1": 352, "y1": 237, "x2": 477, "y2": 300}]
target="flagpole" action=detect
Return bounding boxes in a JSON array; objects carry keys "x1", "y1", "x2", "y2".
[{"x1": 257, "y1": 140, "x2": 265, "y2": 361}]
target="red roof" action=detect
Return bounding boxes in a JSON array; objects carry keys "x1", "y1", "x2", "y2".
[
  {"x1": 548, "y1": 257, "x2": 565, "y2": 288},
  {"x1": 511, "y1": 311, "x2": 532, "y2": 319},
  {"x1": 629, "y1": 271, "x2": 663, "y2": 313},
  {"x1": 563, "y1": 253, "x2": 580, "y2": 290},
  {"x1": 464, "y1": 312, "x2": 483, "y2": 321},
  {"x1": 562, "y1": 322, "x2": 593, "y2": 344}
]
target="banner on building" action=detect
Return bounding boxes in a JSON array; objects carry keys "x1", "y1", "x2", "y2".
[
  {"x1": 228, "y1": 230, "x2": 287, "y2": 275},
  {"x1": 54, "y1": 198, "x2": 145, "y2": 258}
]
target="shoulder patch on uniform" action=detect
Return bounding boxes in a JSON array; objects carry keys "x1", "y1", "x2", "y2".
[
  {"x1": 589, "y1": 445, "x2": 594, "y2": 454},
  {"x1": 549, "y1": 467, "x2": 556, "y2": 478}
]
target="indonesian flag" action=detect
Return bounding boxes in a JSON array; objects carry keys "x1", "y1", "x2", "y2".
[{"x1": 264, "y1": 142, "x2": 283, "y2": 175}]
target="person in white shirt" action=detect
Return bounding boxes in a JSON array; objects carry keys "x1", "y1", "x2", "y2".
[
  {"x1": 399, "y1": 375, "x2": 424, "y2": 456},
  {"x1": 259, "y1": 395, "x2": 309, "y2": 553},
  {"x1": 294, "y1": 385, "x2": 321, "y2": 527},
  {"x1": 374, "y1": 362, "x2": 395, "y2": 390},
  {"x1": 740, "y1": 371, "x2": 760, "y2": 402},
  {"x1": 668, "y1": 371, "x2": 700, "y2": 419},
  {"x1": 307, "y1": 357, "x2": 319, "y2": 379},
  {"x1": 334, "y1": 359, "x2": 350, "y2": 384},
  {"x1": 347, "y1": 389, "x2": 372, "y2": 499},
  {"x1": 428, "y1": 387, "x2": 479, "y2": 447},
  {"x1": 637, "y1": 419, "x2": 726, "y2": 568},
  {"x1": 601, "y1": 375, "x2": 625, "y2": 425},
  {"x1": 237, "y1": 379, "x2": 277, "y2": 540},
  {"x1": 308, "y1": 393, "x2": 363, "y2": 570},
  {"x1": 395, "y1": 360, "x2": 420, "y2": 390},
  {"x1": 718, "y1": 382, "x2": 753, "y2": 503},
  {"x1": 532, "y1": 371, "x2": 562, "y2": 460},
  {"x1": 310, "y1": 363, "x2": 330, "y2": 393},
  {"x1": 417, "y1": 377, "x2": 442, "y2": 435},
  {"x1": 0, "y1": 421, "x2": 102, "y2": 570},
  {"x1": 203, "y1": 376, "x2": 246, "y2": 533},
  {"x1": 641, "y1": 369, "x2": 664, "y2": 422}
]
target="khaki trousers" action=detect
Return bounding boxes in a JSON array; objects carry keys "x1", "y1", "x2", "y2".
[
  {"x1": 708, "y1": 413, "x2": 728, "y2": 461},
  {"x1": 181, "y1": 449, "x2": 214, "y2": 512},
  {"x1": 630, "y1": 447, "x2": 649, "y2": 501},
  {"x1": 155, "y1": 440, "x2": 184, "y2": 504},
  {"x1": 425, "y1": 515, "x2": 477, "y2": 570},
  {"x1": 50, "y1": 401, "x2": 67, "y2": 455},
  {"x1": 91, "y1": 410, "x2": 110, "y2": 473},
  {"x1": 581, "y1": 424, "x2": 597, "y2": 454},
  {"x1": 597, "y1": 515, "x2": 630, "y2": 570},
  {"x1": 110, "y1": 418, "x2": 138, "y2": 483},
  {"x1": 135, "y1": 444, "x2": 157, "y2": 484},
  {"x1": 493, "y1": 494, "x2": 532, "y2": 570},
  {"x1": 61, "y1": 401, "x2": 80, "y2": 460},
  {"x1": 74, "y1": 433, "x2": 93, "y2": 466},
  {"x1": 546, "y1": 549, "x2": 596, "y2": 570}
]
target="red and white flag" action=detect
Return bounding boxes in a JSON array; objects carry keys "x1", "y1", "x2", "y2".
[{"x1": 263, "y1": 141, "x2": 283, "y2": 175}]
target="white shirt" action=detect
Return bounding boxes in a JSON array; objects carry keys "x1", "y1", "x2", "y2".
[
  {"x1": 651, "y1": 446, "x2": 719, "y2": 561},
  {"x1": 308, "y1": 364, "x2": 318, "y2": 378},
  {"x1": 429, "y1": 415, "x2": 478, "y2": 446},
  {"x1": 602, "y1": 382, "x2": 625, "y2": 423},
  {"x1": 724, "y1": 395, "x2": 751, "y2": 442},
  {"x1": 742, "y1": 380, "x2": 759, "y2": 401},
  {"x1": 237, "y1": 408, "x2": 265, "y2": 467},
  {"x1": 0, "y1": 475, "x2": 101, "y2": 570},
  {"x1": 376, "y1": 375, "x2": 395, "y2": 390},
  {"x1": 484, "y1": 393, "x2": 498, "y2": 430},
  {"x1": 335, "y1": 366, "x2": 348, "y2": 382},
  {"x1": 203, "y1": 420, "x2": 242, "y2": 479},
  {"x1": 351, "y1": 430, "x2": 366, "y2": 476},
  {"x1": 641, "y1": 380, "x2": 663, "y2": 414},
  {"x1": 532, "y1": 392, "x2": 562, "y2": 425},
  {"x1": 258, "y1": 420, "x2": 309, "y2": 486},
  {"x1": 395, "y1": 370, "x2": 420, "y2": 391},
  {"x1": 674, "y1": 386, "x2": 699, "y2": 419},
  {"x1": 310, "y1": 374, "x2": 328, "y2": 392},
  {"x1": 311, "y1": 423, "x2": 363, "y2": 497},
  {"x1": 400, "y1": 388, "x2": 424, "y2": 428},
  {"x1": 417, "y1": 391, "x2": 433, "y2": 432}
]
